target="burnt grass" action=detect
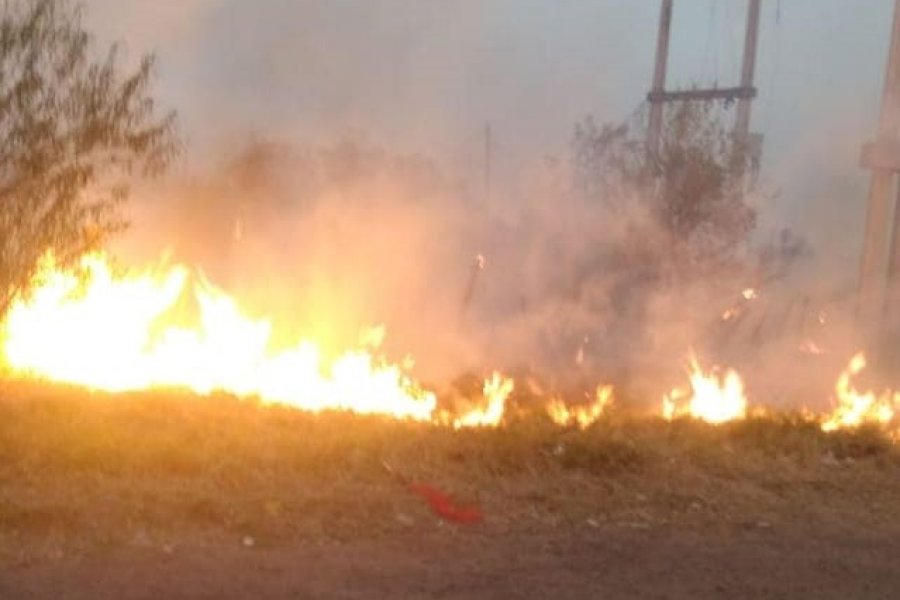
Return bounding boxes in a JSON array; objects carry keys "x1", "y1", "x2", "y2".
[{"x1": 1, "y1": 380, "x2": 899, "y2": 565}]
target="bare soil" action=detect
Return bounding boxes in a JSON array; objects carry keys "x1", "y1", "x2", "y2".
[{"x1": 5, "y1": 521, "x2": 900, "y2": 599}]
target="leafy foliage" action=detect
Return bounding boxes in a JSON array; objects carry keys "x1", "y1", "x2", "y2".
[{"x1": 0, "y1": 0, "x2": 177, "y2": 311}]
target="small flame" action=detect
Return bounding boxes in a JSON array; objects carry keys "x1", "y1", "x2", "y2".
[
  {"x1": 742, "y1": 288, "x2": 758, "y2": 300},
  {"x1": 821, "y1": 353, "x2": 898, "y2": 432},
  {"x1": 663, "y1": 356, "x2": 748, "y2": 424},
  {"x1": 452, "y1": 372, "x2": 514, "y2": 429},
  {"x1": 546, "y1": 385, "x2": 613, "y2": 429}
]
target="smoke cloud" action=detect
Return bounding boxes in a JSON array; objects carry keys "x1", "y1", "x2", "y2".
[{"x1": 91, "y1": 0, "x2": 896, "y2": 408}]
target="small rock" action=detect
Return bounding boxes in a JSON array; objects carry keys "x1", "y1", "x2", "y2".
[
  {"x1": 635, "y1": 494, "x2": 648, "y2": 503},
  {"x1": 756, "y1": 520, "x2": 771, "y2": 529},
  {"x1": 395, "y1": 513, "x2": 414, "y2": 526},
  {"x1": 689, "y1": 501, "x2": 702, "y2": 511},
  {"x1": 242, "y1": 536, "x2": 255, "y2": 548},
  {"x1": 162, "y1": 543, "x2": 174, "y2": 554},
  {"x1": 552, "y1": 443, "x2": 566, "y2": 457},
  {"x1": 585, "y1": 518, "x2": 600, "y2": 528}
]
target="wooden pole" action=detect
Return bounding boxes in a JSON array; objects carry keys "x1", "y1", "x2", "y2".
[
  {"x1": 734, "y1": 0, "x2": 762, "y2": 139},
  {"x1": 859, "y1": 0, "x2": 900, "y2": 325},
  {"x1": 647, "y1": 0, "x2": 673, "y2": 156}
]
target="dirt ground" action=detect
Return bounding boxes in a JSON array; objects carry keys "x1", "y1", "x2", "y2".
[{"x1": 4, "y1": 521, "x2": 900, "y2": 599}]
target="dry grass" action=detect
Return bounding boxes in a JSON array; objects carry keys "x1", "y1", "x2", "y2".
[{"x1": 1, "y1": 381, "x2": 899, "y2": 564}]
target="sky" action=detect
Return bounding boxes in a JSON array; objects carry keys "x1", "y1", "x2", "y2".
[{"x1": 82, "y1": 0, "x2": 895, "y2": 271}]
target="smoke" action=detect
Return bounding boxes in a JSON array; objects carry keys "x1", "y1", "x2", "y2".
[
  {"x1": 110, "y1": 123, "x2": 855, "y2": 415},
  {"x1": 92, "y1": 0, "x2": 894, "y2": 409}
]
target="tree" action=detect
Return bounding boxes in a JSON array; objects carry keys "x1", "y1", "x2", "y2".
[
  {"x1": 0, "y1": 0, "x2": 177, "y2": 312},
  {"x1": 573, "y1": 100, "x2": 757, "y2": 271},
  {"x1": 565, "y1": 100, "x2": 763, "y2": 390}
]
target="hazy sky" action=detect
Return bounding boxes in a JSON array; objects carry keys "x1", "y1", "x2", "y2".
[{"x1": 83, "y1": 0, "x2": 895, "y2": 267}]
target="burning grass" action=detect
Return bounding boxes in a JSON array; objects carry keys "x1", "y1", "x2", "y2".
[{"x1": 2, "y1": 382, "x2": 900, "y2": 565}]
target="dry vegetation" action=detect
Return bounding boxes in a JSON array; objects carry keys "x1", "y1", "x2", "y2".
[{"x1": 1, "y1": 381, "x2": 900, "y2": 569}]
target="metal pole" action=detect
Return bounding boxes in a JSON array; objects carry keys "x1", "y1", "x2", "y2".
[
  {"x1": 647, "y1": 0, "x2": 673, "y2": 156},
  {"x1": 734, "y1": 0, "x2": 762, "y2": 139}
]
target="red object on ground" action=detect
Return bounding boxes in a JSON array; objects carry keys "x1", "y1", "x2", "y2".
[{"x1": 407, "y1": 482, "x2": 484, "y2": 524}]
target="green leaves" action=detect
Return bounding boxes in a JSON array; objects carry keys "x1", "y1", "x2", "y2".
[{"x1": 0, "y1": 0, "x2": 179, "y2": 314}]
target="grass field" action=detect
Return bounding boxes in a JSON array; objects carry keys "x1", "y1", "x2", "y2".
[{"x1": 2, "y1": 379, "x2": 899, "y2": 571}]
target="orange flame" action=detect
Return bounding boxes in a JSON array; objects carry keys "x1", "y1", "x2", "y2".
[
  {"x1": 451, "y1": 372, "x2": 514, "y2": 429},
  {"x1": 821, "y1": 353, "x2": 898, "y2": 432},
  {"x1": 0, "y1": 252, "x2": 528, "y2": 427},
  {"x1": 663, "y1": 356, "x2": 748, "y2": 424},
  {"x1": 0, "y1": 252, "x2": 448, "y2": 420},
  {"x1": 546, "y1": 385, "x2": 613, "y2": 429}
]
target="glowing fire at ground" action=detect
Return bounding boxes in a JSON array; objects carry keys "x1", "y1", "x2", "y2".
[
  {"x1": 5, "y1": 252, "x2": 900, "y2": 438},
  {"x1": 0, "y1": 252, "x2": 528, "y2": 427},
  {"x1": 1, "y1": 252, "x2": 443, "y2": 420},
  {"x1": 546, "y1": 385, "x2": 613, "y2": 429},
  {"x1": 451, "y1": 373, "x2": 514, "y2": 429},
  {"x1": 821, "y1": 353, "x2": 899, "y2": 433},
  {"x1": 663, "y1": 356, "x2": 748, "y2": 424}
]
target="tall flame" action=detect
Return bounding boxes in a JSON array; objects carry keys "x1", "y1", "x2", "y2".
[
  {"x1": 1, "y1": 252, "x2": 443, "y2": 421},
  {"x1": 663, "y1": 356, "x2": 748, "y2": 424}
]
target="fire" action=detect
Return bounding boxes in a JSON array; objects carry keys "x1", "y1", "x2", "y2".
[
  {"x1": 821, "y1": 353, "x2": 899, "y2": 432},
  {"x1": 451, "y1": 372, "x2": 514, "y2": 429},
  {"x1": 546, "y1": 385, "x2": 613, "y2": 429},
  {"x1": 663, "y1": 355, "x2": 748, "y2": 423},
  {"x1": 1, "y1": 252, "x2": 445, "y2": 421},
  {"x1": 9, "y1": 252, "x2": 900, "y2": 437}
]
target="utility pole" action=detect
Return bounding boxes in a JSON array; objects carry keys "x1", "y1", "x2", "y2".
[
  {"x1": 646, "y1": 0, "x2": 762, "y2": 160},
  {"x1": 735, "y1": 0, "x2": 762, "y2": 140},
  {"x1": 858, "y1": 0, "x2": 900, "y2": 332},
  {"x1": 647, "y1": 0, "x2": 673, "y2": 156}
]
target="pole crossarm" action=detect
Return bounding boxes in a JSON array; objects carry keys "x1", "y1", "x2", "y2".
[
  {"x1": 645, "y1": 0, "x2": 762, "y2": 158},
  {"x1": 647, "y1": 86, "x2": 757, "y2": 104}
]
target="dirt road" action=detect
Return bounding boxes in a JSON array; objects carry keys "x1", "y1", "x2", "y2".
[{"x1": 4, "y1": 521, "x2": 900, "y2": 599}]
